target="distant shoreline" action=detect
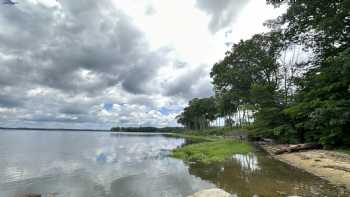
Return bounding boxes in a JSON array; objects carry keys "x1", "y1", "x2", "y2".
[{"x1": 111, "y1": 127, "x2": 184, "y2": 133}]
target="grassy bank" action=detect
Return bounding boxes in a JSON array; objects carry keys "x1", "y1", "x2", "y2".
[
  {"x1": 176, "y1": 127, "x2": 245, "y2": 136},
  {"x1": 167, "y1": 133, "x2": 218, "y2": 142},
  {"x1": 169, "y1": 128, "x2": 252, "y2": 163},
  {"x1": 172, "y1": 139, "x2": 252, "y2": 163}
]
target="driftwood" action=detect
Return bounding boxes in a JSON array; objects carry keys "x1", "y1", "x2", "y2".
[{"x1": 274, "y1": 143, "x2": 322, "y2": 155}]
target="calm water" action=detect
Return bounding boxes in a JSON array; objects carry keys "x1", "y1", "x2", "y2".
[{"x1": 0, "y1": 130, "x2": 347, "y2": 197}]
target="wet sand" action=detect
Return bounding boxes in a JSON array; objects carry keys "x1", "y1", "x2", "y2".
[{"x1": 262, "y1": 145, "x2": 350, "y2": 191}]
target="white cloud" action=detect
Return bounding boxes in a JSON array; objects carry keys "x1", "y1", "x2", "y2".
[{"x1": 0, "y1": 0, "x2": 286, "y2": 129}]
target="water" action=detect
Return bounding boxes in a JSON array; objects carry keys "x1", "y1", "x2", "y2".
[
  {"x1": 188, "y1": 152, "x2": 349, "y2": 196},
  {"x1": 0, "y1": 130, "x2": 347, "y2": 197}
]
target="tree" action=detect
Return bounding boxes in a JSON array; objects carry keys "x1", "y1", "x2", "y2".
[
  {"x1": 266, "y1": 0, "x2": 350, "y2": 58},
  {"x1": 176, "y1": 97, "x2": 218, "y2": 130},
  {"x1": 285, "y1": 48, "x2": 350, "y2": 147},
  {"x1": 211, "y1": 32, "x2": 283, "y2": 106},
  {"x1": 177, "y1": 0, "x2": 350, "y2": 147},
  {"x1": 215, "y1": 91, "x2": 238, "y2": 127},
  {"x1": 211, "y1": 32, "x2": 288, "y2": 136},
  {"x1": 265, "y1": 0, "x2": 350, "y2": 146}
]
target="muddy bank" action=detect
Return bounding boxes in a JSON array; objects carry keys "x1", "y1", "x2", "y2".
[{"x1": 261, "y1": 144, "x2": 350, "y2": 191}]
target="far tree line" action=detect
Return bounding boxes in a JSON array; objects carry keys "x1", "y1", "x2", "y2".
[
  {"x1": 177, "y1": 0, "x2": 350, "y2": 148},
  {"x1": 111, "y1": 127, "x2": 184, "y2": 133}
]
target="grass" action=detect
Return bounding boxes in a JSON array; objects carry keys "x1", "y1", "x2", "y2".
[
  {"x1": 179, "y1": 127, "x2": 245, "y2": 136},
  {"x1": 169, "y1": 127, "x2": 253, "y2": 163},
  {"x1": 166, "y1": 133, "x2": 218, "y2": 142},
  {"x1": 172, "y1": 139, "x2": 252, "y2": 164}
]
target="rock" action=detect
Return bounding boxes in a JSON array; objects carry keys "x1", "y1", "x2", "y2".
[
  {"x1": 188, "y1": 189, "x2": 233, "y2": 197},
  {"x1": 276, "y1": 191, "x2": 287, "y2": 195}
]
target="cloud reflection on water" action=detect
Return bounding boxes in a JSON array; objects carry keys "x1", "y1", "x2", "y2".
[{"x1": 0, "y1": 130, "x2": 212, "y2": 197}]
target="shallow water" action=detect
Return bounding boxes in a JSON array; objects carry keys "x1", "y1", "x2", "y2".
[
  {"x1": 189, "y1": 151, "x2": 349, "y2": 196},
  {"x1": 0, "y1": 130, "x2": 347, "y2": 197}
]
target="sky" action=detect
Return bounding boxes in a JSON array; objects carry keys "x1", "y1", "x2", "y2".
[{"x1": 0, "y1": 0, "x2": 285, "y2": 129}]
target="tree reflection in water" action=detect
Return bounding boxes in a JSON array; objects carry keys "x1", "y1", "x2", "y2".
[
  {"x1": 232, "y1": 154, "x2": 260, "y2": 173},
  {"x1": 187, "y1": 151, "x2": 347, "y2": 197}
]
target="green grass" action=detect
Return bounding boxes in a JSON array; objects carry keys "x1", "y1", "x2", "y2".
[
  {"x1": 172, "y1": 139, "x2": 252, "y2": 164},
  {"x1": 177, "y1": 127, "x2": 245, "y2": 136},
  {"x1": 166, "y1": 133, "x2": 218, "y2": 142}
]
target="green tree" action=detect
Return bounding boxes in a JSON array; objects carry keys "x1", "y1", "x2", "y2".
[
  {"x1": 265, "y1": 0, "x2": 350, "y2": 146},
  {"x1": 211, "y1": 32, "x2": 288, "y2": 136},
  {"x1": 266, "y1": 0, "x2": 350, "y2": 58},
  {"x1": 285, "y1": 48, "x2": 350, "y2": 147},
  {"x1": 176, "y1": 97, "x2": 218, "y2": 130},
  {"x1": 211, "y1": 32, "x2": 283, "y2": 106}
]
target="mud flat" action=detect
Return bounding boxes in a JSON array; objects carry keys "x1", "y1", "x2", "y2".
[{"x1": 261, "y1": 145, "x2": 350, "y2": 191}]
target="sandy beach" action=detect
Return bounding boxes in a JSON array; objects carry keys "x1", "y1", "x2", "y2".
[{"x1": 261, "y1": 145, "x2": 350, "y2": 191}]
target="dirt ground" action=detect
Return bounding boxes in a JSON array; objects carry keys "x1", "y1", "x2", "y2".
[{"x1": 262, "y1": 145, "x2": 350, "y2": 191}]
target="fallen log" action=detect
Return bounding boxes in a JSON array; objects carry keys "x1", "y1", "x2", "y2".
[{"x1": 274, "y1": 143, "x2": 322, "y2": 155}]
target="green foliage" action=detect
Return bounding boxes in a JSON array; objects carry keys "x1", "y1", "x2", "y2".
[
  {"x1": 210, "y1": 32, "x2": 292, "y2": 141},
  {"x1": 176, "y1": 0, "x2": 350, "y2": 149},
  {"x1": 172, "y1": 140, "x2": 252, "y2": 164},
  {"x1": 173, "y1": 127, "x2": 247, "y2": 137},
  {"x1": 249, "y1": 104, "x2": 298, "y2": 143},
  {"x1": 216, "y1": 91, "x2": 238, "y2": 119},
  {"x1": 167, "y1": 133, "x2": 217, "y2": 143},
  {"x1": 177, "y1": 97, "x2": 218, "y2": 130},
  {"x1": 284, "y1": 49, "x2": 350, "y2": 147},
  {"x1": 266, "y1": 0, "x2": 350, "y2": 57},
  {"x1": 267, "y1": 0, "x2": 350, "y2": 147},
  {"x1": 210, "y1": 32, "x2": 282, "y2": 105}
]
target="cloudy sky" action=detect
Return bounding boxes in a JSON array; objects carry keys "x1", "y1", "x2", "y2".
[{"x1": 0, "y1": 0, "x2": 284, "y2": 129}]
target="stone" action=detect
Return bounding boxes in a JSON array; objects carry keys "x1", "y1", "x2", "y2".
[{"x1": 188, "y1": 189, "x2": 233, "y2": 197}]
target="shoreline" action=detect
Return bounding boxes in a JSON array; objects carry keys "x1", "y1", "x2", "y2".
[
  {"x1": 260, "y1": 144, "x2": 350, "y2": 191},
  {"x1": 170, "y1": 130, "x2": 350, "y2": 193},
  {"x1": 170, "y1": 133, "x2": 252, "y2": 164}
]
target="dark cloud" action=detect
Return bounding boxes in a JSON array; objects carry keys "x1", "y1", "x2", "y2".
[
  {"x1": 25, "y1": 113, "x2": 95, "y2": 123},
  {"x1": 0, "y1": 0, "x2": 168, "y2": 95},
  {"x1": 0, "y1": 0, "x2": 213, "y2": 128},
  {"x1": 121, "y1": 48, "x2": 170, "y2": 94},
  {"x1": 0, "y1": 94, "x2": 23, "y2": 108},
  {"x1": 196, "y1": 0, "x2": 249, "y2": 33},
  {"x1": 59, "y1": 105, "x2": 88, "y2": 115},
  {"x1": 164, "y1": 66, "x2": 213, "y2": 99}
]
